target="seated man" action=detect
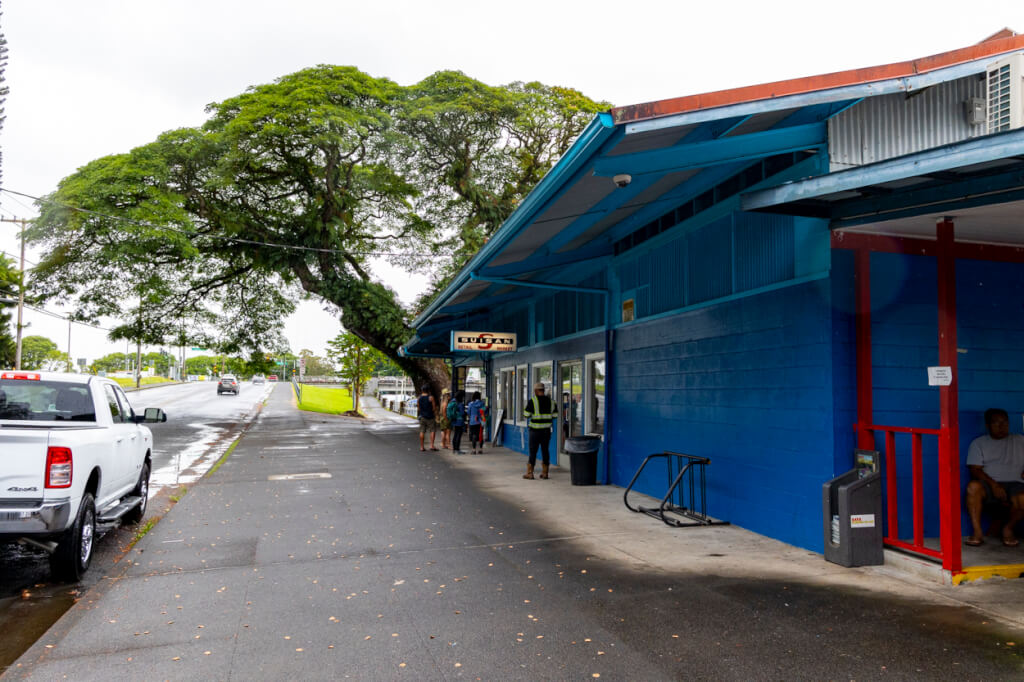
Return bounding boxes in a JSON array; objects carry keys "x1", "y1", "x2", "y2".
[{"x1": 966, "y1": 408, "x2": 1024, "y2": 547}]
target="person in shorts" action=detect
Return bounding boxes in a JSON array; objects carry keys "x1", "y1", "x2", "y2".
[
  {"x1": 417, "y1": 386, "x2": 438, "y2": 451},
  {"x1": 966, "y1": 408, "x2": 1024, "y2": 546}
]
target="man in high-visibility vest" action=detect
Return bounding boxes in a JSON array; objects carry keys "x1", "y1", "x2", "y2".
[{"x1": 523, "y1": 381, "x2": 558, "y2": 480}]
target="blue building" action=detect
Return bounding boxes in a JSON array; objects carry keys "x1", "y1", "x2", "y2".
[{"x1": 406, "y1": 31, "x2": 1024, "y2": 582}]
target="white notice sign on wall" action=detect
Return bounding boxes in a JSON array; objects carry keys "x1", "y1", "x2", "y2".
[{"x1": 927, "y1": 366, "x2": 953, "y2": 386}]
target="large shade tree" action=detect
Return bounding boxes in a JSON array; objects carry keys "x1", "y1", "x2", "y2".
[{"x1": 27, "y1": 67, "x2": 607, "y2": 395}]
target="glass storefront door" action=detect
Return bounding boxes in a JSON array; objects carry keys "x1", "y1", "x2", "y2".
[{"x1": 559, "y1": 361, "x2": 583, "y2": 451}]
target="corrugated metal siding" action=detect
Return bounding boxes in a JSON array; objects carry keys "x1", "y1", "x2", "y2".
[
  {"x1": 734, "y1": 212, "x2": 795, "y2": 292},
  {"x1": 687, "y1": 216, "x2": 733, "y2": 304},
  {"x1": 650, "y1": 236, "x2": 687, "y2": 315},
  {"x1": 829, "y1": 75, "x2": 986, "y2": 170},
  {"x1": 613, "y1": 210, "x2": 817, "y2": 322}
]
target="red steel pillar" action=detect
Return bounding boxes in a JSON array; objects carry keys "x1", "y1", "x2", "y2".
[
  {"x1": 936, "y1": 218, "x2": 962, "y2": 574},
  {"x1": 855, "y1": 249, "x2": 874, "y2": 449}
]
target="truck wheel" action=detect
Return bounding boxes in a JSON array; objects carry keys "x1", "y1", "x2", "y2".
[
  {"x1": 124, "y1": 462, "x2": 150, "y2": 525},
  {"x1": 51, "y1": 493, "x2": 96, "y2": 582}
]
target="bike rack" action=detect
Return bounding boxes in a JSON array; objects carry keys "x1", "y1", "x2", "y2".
[{"x1": 623, "y1": 451, "x2": 729, "y2": 528}]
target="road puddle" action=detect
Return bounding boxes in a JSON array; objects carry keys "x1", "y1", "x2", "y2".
[{"x1": 0, "y1": 581, "x2": 77, "y2": 674}]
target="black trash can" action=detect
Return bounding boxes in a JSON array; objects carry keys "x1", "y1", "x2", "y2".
[
  {"x1": 565, "y1": 436, "x2": 601, "y2": 486},
  {"x1": 822, "y1": 464, "x2": 883, "y2": 567}
]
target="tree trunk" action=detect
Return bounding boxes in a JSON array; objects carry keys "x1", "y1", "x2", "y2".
[
  {"x1": 353, "y1": 346, "x2": 361, "y2": 413},
  {"x1": 292, "y1": 268, "x2": 452, "y2": 403}
]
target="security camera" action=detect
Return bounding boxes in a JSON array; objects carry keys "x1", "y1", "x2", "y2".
[{"x1": 612, "y1": 174, "x2": 632, "y2": 188}]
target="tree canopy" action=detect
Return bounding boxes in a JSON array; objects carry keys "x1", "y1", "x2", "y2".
[
  {"x1": 19, "y1": 334, "x2": 67, "y2": 371},
  {"x1": 297, "y1": 348, "x2": 335, "y2": 377},
  {"x1": 0, "y1": 254, "x2": 16, "y2": 368},
  {"x1": 27, "y1": 66, "x2": 608, "y2": 394}
]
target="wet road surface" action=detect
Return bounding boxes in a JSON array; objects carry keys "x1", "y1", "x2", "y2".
[
  {"x1": 8, "y1": 387, "x2": 1024, "y2": 680},
  {"x1": 0, "y1": 380, "x2": 274, "y2": 673}
]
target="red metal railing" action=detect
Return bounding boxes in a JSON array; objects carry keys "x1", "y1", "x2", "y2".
[{"x1": 859, "y1": 424, "x2": 945, "y2": 562}]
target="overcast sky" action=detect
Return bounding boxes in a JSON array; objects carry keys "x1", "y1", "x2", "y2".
[{"x1": 2, "y1": 0, "x2": 1023, "y2": 364}]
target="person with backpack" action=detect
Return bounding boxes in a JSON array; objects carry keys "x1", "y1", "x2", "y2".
[
  {"x1": 467, "y1": 391, "x2": 486, "y2": 454},
  {"x1": 417, "y1": 387, "x2": 438, "y2": 452},
  {"x1": 449, "y1": 390, "x2": 467, "y2": 454},
  {"x1": 438, "y1": 389, "x2": 452, "y2": 449}
]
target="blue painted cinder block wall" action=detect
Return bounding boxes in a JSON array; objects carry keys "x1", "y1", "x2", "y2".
[
  {"x1": 830, "y1": 250, "x2": 1024, "y2": 539},
  {"x1": 612, "y1": 279, "x2": 837, "y2": 552}
]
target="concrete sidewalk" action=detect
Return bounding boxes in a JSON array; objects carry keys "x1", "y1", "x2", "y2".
[
  {"x1": 428, "y1": 438, "x2": 1024, "y2": 631},
  {"x1": 10, "y1": 387, "x2": 1024, "y2": 680}
]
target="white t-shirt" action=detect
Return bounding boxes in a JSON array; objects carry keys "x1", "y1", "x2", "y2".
[{"x1": 967, "y1": 434, "x2": 1024, "y2": 482}]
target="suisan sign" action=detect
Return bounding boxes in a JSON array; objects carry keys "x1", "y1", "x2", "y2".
[{"x1": 451, "y1": 331, "x2": 517, "y2": 352}]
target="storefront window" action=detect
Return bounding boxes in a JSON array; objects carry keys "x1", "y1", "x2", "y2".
[
  {"x1": 517, "y1": 365, "x2": 528, "y2": 424},
  {"x1": 499, "y1": 369, "x2": 515, "y2": 421},
  {"x1": 533, "y1": 363, "x2": 552, "y2": 396},
  {"x1": 560, "y1": 361, "x2": 583, "y2": 445},
  {"x1": 587, "y1": 355, "x2": 605, "y2": 435}
]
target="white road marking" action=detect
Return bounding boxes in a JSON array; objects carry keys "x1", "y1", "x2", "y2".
[{"x1": 268, "y1": 473, "x2": 332, "y2": 481}]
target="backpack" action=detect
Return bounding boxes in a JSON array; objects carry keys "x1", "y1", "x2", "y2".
[{"x1": 446, "y1": 399, "x2": 458, "y2": 421}]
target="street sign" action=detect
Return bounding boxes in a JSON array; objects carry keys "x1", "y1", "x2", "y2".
[
  {"x1": 77, "y1": 358, "x2": 87, "y2": 367},
  {"x1": 190, "y1": 347, "x2": 208, "y2": 351}
]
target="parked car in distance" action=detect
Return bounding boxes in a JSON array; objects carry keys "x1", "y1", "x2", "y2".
[
  {"x1": 252, "y1": 375, "x2": 265, "y2": 385},
  {"x1": 268, "y1": 375, "x2": 279, "y2": 382},
  {"x1": 217, "y1": 375, "x2": 240, "y2": 395},
  {"x1": 0, "y1": 371, "x2": 166, "y2": 580}
]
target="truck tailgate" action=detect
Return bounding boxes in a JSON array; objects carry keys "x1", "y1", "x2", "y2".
[{"x1": 0, "y1": 427, "x2": 51, "y2": 501}]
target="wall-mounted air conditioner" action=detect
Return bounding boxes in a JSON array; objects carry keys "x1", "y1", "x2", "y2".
[{"x1": 987, "y1": 53, "x2": 1024, "y2": 132}]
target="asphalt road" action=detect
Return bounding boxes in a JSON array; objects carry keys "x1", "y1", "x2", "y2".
[
  {"x1": 0, "y1": 379, "x2": 273, "y2": 673},
  {"x1": 10, "y1": 387, "x2": 1024, "y2": 680},
  {"x1": 127, "y1": 379, "x2": 274, "y2": 493}
]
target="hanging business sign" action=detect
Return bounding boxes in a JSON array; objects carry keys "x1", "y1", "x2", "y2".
[{"x1": 451, "y1": 331, "x2": 517, "y2": 352}]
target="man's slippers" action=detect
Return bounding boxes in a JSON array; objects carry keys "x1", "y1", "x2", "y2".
[
  {"x1": 1003, "y1": 536, "x2": 1020, "y2": 547},
  {"x1": 965, "y1": 537, "x2": 984, "y2": 546}
]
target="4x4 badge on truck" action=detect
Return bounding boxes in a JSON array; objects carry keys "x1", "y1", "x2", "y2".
[{"x1": 8, "y1": 486, "x2": 38, "y2": 492}]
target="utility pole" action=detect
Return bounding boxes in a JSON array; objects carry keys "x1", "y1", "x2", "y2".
[{"x1": 1, "y1": 218, "x2": 30, "y2": 370}]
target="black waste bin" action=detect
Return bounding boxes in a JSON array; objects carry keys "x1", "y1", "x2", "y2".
[
  {"x1": 822, "y1": 462, "x2": 883, "y2": 567},
  {"x1": 565, "y1": 436, "x2": 601, "y2": 486}
]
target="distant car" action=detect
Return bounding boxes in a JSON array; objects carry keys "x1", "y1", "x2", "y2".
[
  {"x1": 268, "y1": 375, "x2": 279, "y2": 382},
  {"x1": 217, "y1": 375, "x2": 240, "y2": 395},
  {"x1": 252, "y1": 375, "x2": 265, "y2": 385}
]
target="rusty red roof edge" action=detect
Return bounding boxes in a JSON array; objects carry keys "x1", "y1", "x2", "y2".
[{"x1": 611, "y1": 34, "x2": 1024, "y2": 125}]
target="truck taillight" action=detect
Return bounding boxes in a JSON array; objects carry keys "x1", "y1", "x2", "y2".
[{"x1": 45, "y1": 447, "x2": 73, "y2": 488}]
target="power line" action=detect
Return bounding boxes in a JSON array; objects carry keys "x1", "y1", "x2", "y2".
[
  {"x1": 14, "y1": 301, "x2": 114, "y2": 332},
  {"x1": 1, "y1": 249, "x2": 37, "y2": 267},
  {"x1": 1, "y1": 188, "x2": 441, "y2": 259}
]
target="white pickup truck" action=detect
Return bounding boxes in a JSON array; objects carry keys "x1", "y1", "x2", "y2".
[{"x1": 0, "y1": 371, "x2": 166, "y2": 581}]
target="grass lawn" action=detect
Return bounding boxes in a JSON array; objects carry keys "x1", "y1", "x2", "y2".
[
  {"x1": 295, "y1": 384, "x2": 354, "y2": 415},
  {"x1": 111, "y1": 376, "x2": 177, "y2": 389}
]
